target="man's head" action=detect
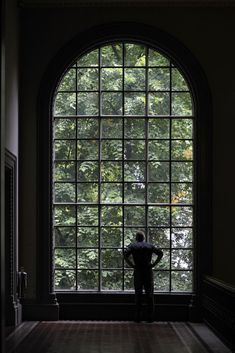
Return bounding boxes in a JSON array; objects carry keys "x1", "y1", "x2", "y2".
[{"x1": 136, "y1": 231, "x2": 145, "y2": 242}]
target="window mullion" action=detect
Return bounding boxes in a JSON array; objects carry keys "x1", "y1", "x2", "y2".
[{"x1": 98, "y1": 47, "x2": 102, "y2": 292}]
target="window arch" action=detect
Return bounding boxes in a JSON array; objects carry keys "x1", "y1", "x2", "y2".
[{"x1": 52, "y1": 41, "x2": 194, "y2": 292}]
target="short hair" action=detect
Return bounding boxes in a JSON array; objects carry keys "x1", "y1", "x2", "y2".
[{"x1": 136, "y1": 231, "x2": 145, "y2": 242}]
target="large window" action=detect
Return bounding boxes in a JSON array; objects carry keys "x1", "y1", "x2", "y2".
[{"x1": 52, "y1": 42, "x2": 194, "y2": 292}]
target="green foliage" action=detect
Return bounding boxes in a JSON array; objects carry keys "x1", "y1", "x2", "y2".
[
  {"x1": 77, "y1": 227, "x2": 98, "y2": 247},
  {"x1": 102, "y1": 68, "x2": 122, "y2": 90},
  {"x1": 78, "y1": 249, "x2": 98, "y2": 268},
  {"x1": 171, "y1": 271, "x2": 193, "y2": 291},
  {"x1": 53, "y1": 42, "x2": 194, "y2": 292},
  {"x1": 77, "y1": 270, "x2": 98, "y2": 290}
]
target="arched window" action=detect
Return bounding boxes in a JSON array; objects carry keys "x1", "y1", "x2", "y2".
[{"x1": 52, "y1": 41, "x2": 194, "y2": 292}]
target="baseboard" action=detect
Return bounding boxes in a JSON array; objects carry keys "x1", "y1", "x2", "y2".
[
  {"x1": 202, "y1": 276, "x2": 235, "y2": 351},
  {"x1": 22, "y1": 293, "x2": 198, "y2": 321},
  {"x1": 22, "y1": 303, "x2": 59, "y2": 321},
  {"x1": 5, "y1": 300, "x2": 22, "y2": 326},
  {"x1": 57, "y1": 293, "x2": 194, "y2": 321}
]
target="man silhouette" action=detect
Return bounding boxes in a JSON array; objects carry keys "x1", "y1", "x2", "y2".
[{"x1": 124, "y1": 230, "x2": 163, "y2": 322}]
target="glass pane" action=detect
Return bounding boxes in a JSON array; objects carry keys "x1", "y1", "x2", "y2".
[
  {"x1": 124, "y1": 183, "x2": 145, "y2": 203},
  {"x1": 101, "y1": 140, "x2": 122, "y2": 160},
  {"x1": 55, "y1": 93, "x2": 76, "y2": 116},
  {"x1": 148, "y1": 68, "x2": 170, "y2": 91},
  {"x1": 77, "y1": 92, "x2": 98, "y2": 115},
  {"x1": 157, "y1": 249, "x2": 170, "y2": 270},
  {"x1": 171, "y1": 271, "x2": 193, "y2": 291},
  {"x1": 124, "y1": 140, "x2": 145, "y2": 160},
  {"x1": 101, "y1": 161, "x2": 122, "y2": 181},
  {"x1": 55, "y1": 227, "x2": 76, "y2": 247},
  {"x1": 172, "y1": 250, "x2": 193, "y2": 270},
  {"x1": 125, "y1": 43, "x2": 146, "y2": 66},
  {"x1": 124, "y1": 227, "x2": 143, "y2": 246},
  {"x1": 101, "y1": 249, "x2": 123, "y2": 268},
  {"x1": 172, "y1": 68, "x2": 189, "y2": 91},
  {"x1": 101, "y1": 270, "x2": 122, "y2": 290},
  {"x1": 54, "y1": 162, "x2": 75, "y2": 181},
  {"x1": 172, "y1": 228, "x2": 193, "y2": 248},
  {"x1": 148, "y1": 118, "x2": 169, "y2": 139},
  {"x1": 148, "y1": 228, "x2": 170, "y2": 248},
  {"x1": 77, "y1": 205, "x2": 98, "y2": 226},
  {"x1": 101, "y1": 227, "x2": 123, "y2": 247},
  {"x1": 172, "y1": 119, "x2": 193, "y2": 139},
  {"x1": 172, "y1": 140, "x2": 193, "y2": 160},
  {"x1": 124, "y1": 68, "x2": 145, "y2": 90},
  {"x1": 54, "y1": 248, "x2": 76, "y2": 268},
  {"x1": 54, "y1": 140, "x2": 76, "y2": 160},
  {"x1": 101, "y1": 183, "x2": 122, "y2": 203},
  {"x1": 124, "y1": 162, "x2": 145, "y2": 182},
  {"x1": 77, "y1": 68, "x2": 99, "y2": 91},
  {"x1": 77, "y1": 227, "x2": 98, "y2": 247},
  {"x1": 77, "y1": 249, "x2": 98, "y2": 269},
  {"x1": 171, "y1": 162, "x2": 193, "y2": 182},
  {"x1": 124, "y1": 118, "x2": 145, "y2": 138},
  {"x1": 101, "y1": 44, "x2": 123, "y2": 66},
  {"x1": 77, "y1": 183, "x2": 98, "y2": 202},
  {"x1": 172, "y1": 93, "x2": 192, "y2": 116},
  {"x1": 54, "y1": 205, "x2": 76, "y2": 226},
  {"x1": 77, "y1": 140, "x2": 99, "y2": 160},
  {"x1": 77, "y1": 118, "x2": 99, "y2": 138},
  {"x1": 54, "y1": 119, "x2": 76, "y2": 139},
  {"x1": 148, "y1": 49, "x2": 169, "y2": 66},
  {"x1": 55, "y1": 270, "x2": 76, "y2": 290},
  {"x1": 172, "y1": 206, "x2": 193, "y2": 227},
  {"x1": 101, "y1": 118, "x2": 123, "y2": 138},
  {"x1": 58, "y1": 68, "x2": 76, "y2": 91},
  {"x1": 148, "y1": 206, "x2": 170, "y2": 226},
  {"x1": 102, "y1": 92, "x2": 122, "y2": 115},
  {"x1": 77, "y1": 161, "x2": 99, "y2": 182},
  {"x1": 54, "y1": 183, "x2": 76, "y2": 203},
  {"x1": 148, "y1": 183, "x2": 170, "y2": 203},
  {"x1": 153, "y1": 271, "x2": 170, "y2": 291},
  {"x1": 101, "y1": 206, "x2": 122, "y2": 226},
  {"x1": 148, "y1": 140, "x2": 169, "y2": 160},
  {"x1": 124, "y1": 206, "x2": 145, "y2": 226},
  {"x1": 77, "y1": 270, "x2": 98, "y2": 290},
  {"x1": 77, "y1": 49, "x2": 98, "y2": 67},
  {"x1": 124, "y1": 270, "x2": 134, "y2": 290},
  {"x1": 124, "y1": 93, "x2": 146, "y2": 115},
  {"x1": 148, "y1": 93, "x2": 170, "y2": 116},
  {"x1": 148, "y1": 161, "x2": 169, "y2": 182},
  {"x1": 171, "y1": 183, "x2": 193, "y2": 204},
  {"x1": 101, "y1": 68, "x2": 122, "y2": 90}
]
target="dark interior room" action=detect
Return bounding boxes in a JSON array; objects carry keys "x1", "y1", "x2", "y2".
[{"x1": 1, "y1": 0, "x2": 235, "y2": 352}]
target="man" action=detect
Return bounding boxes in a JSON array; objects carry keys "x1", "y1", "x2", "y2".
[{"x1": 124, "y1": 230, "x2": 163, "y2": 322}]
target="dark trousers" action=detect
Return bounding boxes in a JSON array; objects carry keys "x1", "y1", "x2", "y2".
[{"x1": 134, "y1": 268, "x2": 154, "y2": 319}]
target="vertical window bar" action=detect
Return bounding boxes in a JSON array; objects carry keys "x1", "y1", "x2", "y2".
[
  {"x1": 52, "y1": 116, "x2": 55, "y2": 291},
  {"x1": 122, "y1": 43, "x2": 125, "y2": 291},
  {"x1": 169, "y1": 60, "x2": 173, "y2": 292},
  {"x1": 98, "y1": 47, "x2": 102, "y2": 291},
  {"x1": 145, "y1": 46, "x2": 149, "y2": 242},
  {"x1": 75, "y1": 61, "x2": 78, "y2": 290}
]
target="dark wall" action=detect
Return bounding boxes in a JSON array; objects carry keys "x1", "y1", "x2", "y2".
[{"x1": 20, "y1": 5, "x2": 235, "y2": 299}]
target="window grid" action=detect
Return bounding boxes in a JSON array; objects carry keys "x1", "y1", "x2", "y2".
[{"x1": 53, "y1": 42, "x2": 194, "y2": 292}]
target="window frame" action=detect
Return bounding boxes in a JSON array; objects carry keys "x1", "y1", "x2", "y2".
[
  {"x1": 37, "y1": 23, "x2": 212, "y2": 308},
  {"x1": 52, "y1": 42, "x2": 195, "y2": 293}
]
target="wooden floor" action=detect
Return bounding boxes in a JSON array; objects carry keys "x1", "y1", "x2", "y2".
[{"x1": 6, "y1": 321, "x2": 232, "y2": 353}]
